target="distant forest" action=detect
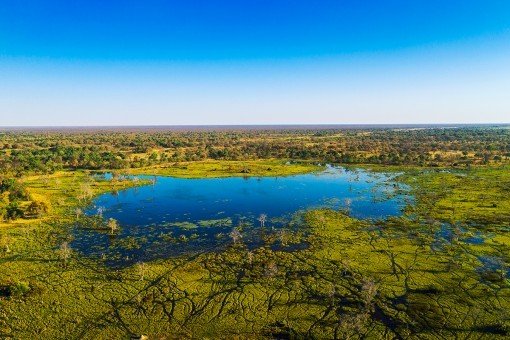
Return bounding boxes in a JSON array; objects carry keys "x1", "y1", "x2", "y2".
[{"x1": 1, "y1": 126, "x2": 509, "y2": 175}]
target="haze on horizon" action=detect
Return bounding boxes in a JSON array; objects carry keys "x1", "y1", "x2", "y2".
[{"x1": 1, "y1": 0, "x2": 509, "y2": 126}]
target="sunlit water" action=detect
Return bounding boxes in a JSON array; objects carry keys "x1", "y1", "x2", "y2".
[{"x1": 73, "y1": 166, "x2": 412, "y2": 266}]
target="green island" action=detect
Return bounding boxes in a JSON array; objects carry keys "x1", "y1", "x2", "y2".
[
  {"x1": 126, "y1": 159, "x2": 321, "y2": 178},
  {"x1": 1, "y1": 127, "x2": 509, "y2": 339}
]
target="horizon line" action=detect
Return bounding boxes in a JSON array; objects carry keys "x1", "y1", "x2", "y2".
[{"x1": 1, "y1": 123, "x2": 509, "y2": 132}]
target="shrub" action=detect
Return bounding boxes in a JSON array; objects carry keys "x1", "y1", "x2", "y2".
[
  {"x1": 5, "y1": 202, "x2": 24, "y2": 221},
  {"x1": 0, "y1": 178, "x2": 29, "y2": 201},
  {"x1": 0, "y1": 281, "x2": 31, "y2": 299},
  {"x1": 10, "y1": 281, "x2": 31, "y2": 297},
  {"x1": 24, "y1": 201, "x2": 48, "y2": 219}
]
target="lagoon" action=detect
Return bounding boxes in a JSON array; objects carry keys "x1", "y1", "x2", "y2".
[{"x1": 73, "y1": 166, "x2": 411, "y2": 266}]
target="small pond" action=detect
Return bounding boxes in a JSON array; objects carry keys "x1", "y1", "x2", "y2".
[{"x1": 73, "y1": 166, "x2": 412, "y2": 266}]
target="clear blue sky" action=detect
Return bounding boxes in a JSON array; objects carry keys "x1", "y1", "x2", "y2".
[{"x1": 1, "y1": 0, "x2": 509, "y2": 126}]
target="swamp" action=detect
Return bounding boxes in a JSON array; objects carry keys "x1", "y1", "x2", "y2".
[{"x1": 0, "y1": 126, "x2": 509, "y2": 339}]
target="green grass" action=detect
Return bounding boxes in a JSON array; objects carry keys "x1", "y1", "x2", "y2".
[
  {"x1": 400, "y1": 165, "x2": 510, "y2": 225},
  {"x1": 1, "y1": 164, "x2": 509, "y2": 338},
  {"x1": 0, "y1": 171, "x2": 149, "y2": 229},
  {"x1": 126, "y1": 159, "x2": 322, "y2": 178}
]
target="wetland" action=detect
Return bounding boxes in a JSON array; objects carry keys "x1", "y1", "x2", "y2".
[
  {"x1": 0, "y1": 127, "x2": 509, "y2": 339},
  {"x1": 76, "y1": 166, "x2": 411, "y2": 266}
]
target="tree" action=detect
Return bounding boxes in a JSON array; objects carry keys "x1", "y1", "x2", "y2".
[
  {"x1": 75, "y1": 208, "x2": 82, "y2": 220},
  {"x1": 96, "y1": 206, "x2": 104, "y2": 218},
  {"x1": 344, "y1": 198, "x2": 352, "y2": 212},
  {"x1": 0, "y1": 234, "x2": 11, "y2": 253},
  {"x1": 59, "y1": 241, "x2": 72, "y2": 267},
  {"x1": 136, "y1": 262, "x2": 147, "y2": 281},
  {"x1": 79, "y1": 183, "x2": 93, "y2": 201},
  {"x1": 5, "y1": 202, "x2": 23, "y2": 221},
  {"x1": 108, "y1": 218, "x2": 119, "y2": 235},
  {"x1": 229, "y1": 228, "x2": 242, "y2": 244},
  {"x1": 257, "y1": 214, "x2": 267, "y2": 228}
]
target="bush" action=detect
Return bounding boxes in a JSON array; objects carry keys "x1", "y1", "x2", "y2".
[
  {"x1": 5, "y1": 202, "x2": 24, "y2": 221},
  {"x1": 24, "y1": 201, "x2": 48, "y2": 218},
  {"x1": 10, "y1": 281, "x2": 31, "y2": 297},
  {"x1": 0, "y1": 178, "x2": 29, "y2": 201},
  {"x1": 0, "y1": 281, "x2": 31, "y2": 299}
]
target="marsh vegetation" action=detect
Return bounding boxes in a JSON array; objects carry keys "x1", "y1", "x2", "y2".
[{"x1": 0, "y1": 126, "x2": 509, "y2": 338}]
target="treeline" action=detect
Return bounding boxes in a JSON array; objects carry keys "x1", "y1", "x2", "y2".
[{"x1": 1, "y1": 127, "x2": 509, "y2": 175}]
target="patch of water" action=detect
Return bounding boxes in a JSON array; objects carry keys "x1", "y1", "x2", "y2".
[{"x1": 73, "y1": 166, "x2": 412, "y2": 266}]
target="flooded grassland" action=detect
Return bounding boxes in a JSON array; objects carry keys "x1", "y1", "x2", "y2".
[{"x1": 0, "y1": 162, "x2": 509, "y2": 338}]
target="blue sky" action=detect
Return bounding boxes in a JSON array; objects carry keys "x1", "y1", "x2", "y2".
[{"x1": 1, "y1": 0, "x2": 509, "y2": 125}]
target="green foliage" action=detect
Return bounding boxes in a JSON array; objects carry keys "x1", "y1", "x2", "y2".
[
  {"x1": 5, "y1": 202, "x2": 24, "y2": 221},
  {"x1": 0, "y1": 126, "x2": 509, "y2": 176},
  {"x1": 9, "y1": 281, "x2": 31, "y2": 298},
  {"x1": 24, "y1": 201, "x2": 48, "y2": 219},
  {"x1": 0, "y1": 281, "x2": 31, "y2": 299},
  {"x1": 401, "y1": 165, "x2": 510, "y2": 224},
  {"x1": 0, "y1": 128, "x2": 509, "y2": 338},
  {"x1": 0, "y1": 177, "x2": 48, "y2": 222},
  {"x1": 0, "y1": 178, "x2": 29, "y2": 200}
]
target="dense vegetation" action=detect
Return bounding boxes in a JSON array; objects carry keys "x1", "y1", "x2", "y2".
[
  {"x1": 0, "y1": 126, "x2": 509, "y2": 339},
  {"x1": 1, "y1": 126, "x2": 509, "y2": 176},
  {"x1": 0, "y1": 178, "x2": 47, "y2": 222}
]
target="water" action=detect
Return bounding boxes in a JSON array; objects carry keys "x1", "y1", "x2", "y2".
[
  {"x1": 477, "y1": 255, "x2": 510, "y2": 282},
  {"x1": 73, "y1": 166, "x2": 411, "y2": 266},
  {"x1": 431, "y1": 223, "x2": 488, "y2": 251}
]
